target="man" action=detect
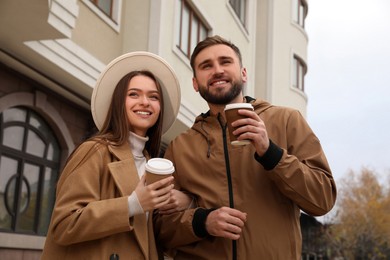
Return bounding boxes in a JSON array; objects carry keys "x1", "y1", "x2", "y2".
[{"x1": 154, "y1": 35, "x2": 336, "y2": 259}]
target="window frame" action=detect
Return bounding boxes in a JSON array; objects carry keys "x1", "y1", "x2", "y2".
[
  {"x1": 89, "y1": 0, "x2": 114, "y2": 19},
  {"x1": 0, "y1": 107, "x2": 60, "y2": 237},
  {"x1": 175, "y1": 0, "x2": 210, "y2": 59},
  {"x1": 292, "y1": 0, "x2": 308, "y2": 28},
  {"x1": 292, "y1": 55, "x2": 307, "y2": 92},
  {"x1": 228, "y1": 0, "x2": 248, "y2": 29},
  {"x1": 0, "y1": 91, "x2": 75, "y2": 250},
  {"x1": 83, "y1": 0, "x2": 122, "y2": 32}
]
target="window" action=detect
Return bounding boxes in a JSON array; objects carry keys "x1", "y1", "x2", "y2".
[
  {"x1": 86, "y1": 0, "x2": 121, "y2": 27},
  {"x1": 292, "y1": 55, "x2": 306, "y2": 92},
  {"x1": 0, "y1": 107, "x2": 60, "y2": 236},
  {"x1": 90, "y1": 0, "x2": 113, "y2": 19},
  {"x1": 176, "y1": 0, "x2": 209, "y2": 58},
  {"x1": 292, "y1": 0, "x2": 308, "y2": 28},
  {"x1": 229, "y1": 0, "x2": 247, "y2": 28}
]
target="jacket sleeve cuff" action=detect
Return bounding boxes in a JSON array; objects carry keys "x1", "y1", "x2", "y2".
[
  {"x1": 254, "y1": 139, "x2": 283, "y2": 170},
  {"x1": 192, "y1": 208, "x2": 216, "y2": 238}
]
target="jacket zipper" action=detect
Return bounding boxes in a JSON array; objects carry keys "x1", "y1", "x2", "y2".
[{"x1": 221, "y1": 123, "x2": 237, "y2": 260}]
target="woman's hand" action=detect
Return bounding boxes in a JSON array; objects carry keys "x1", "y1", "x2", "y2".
[
  {"x1": 158, "y1": 189, "x2": 194, "y2": 215},
  {"x1": 135, "y1": 175, "x2": 174, "y2": 212}
]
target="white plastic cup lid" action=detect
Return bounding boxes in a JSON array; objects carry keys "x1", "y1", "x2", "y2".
[
  {"x1": 224, "y1": 103, "x2": 253, "y2": 111},
  {"x1": 145, "y1": 158, "x2": 175, "y2": 175}
]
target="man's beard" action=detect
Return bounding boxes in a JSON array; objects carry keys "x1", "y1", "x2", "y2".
[{"x1": 197, "y1": 79, "x2": 243, "y2": 105}]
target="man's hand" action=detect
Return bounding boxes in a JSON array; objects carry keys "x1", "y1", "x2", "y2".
[
  {"x1": 205, "y1": 206, "x2": 247, "y2": 240},
  {"x1": 231, "y1": 109, "x2": 269, "y2": 156}
]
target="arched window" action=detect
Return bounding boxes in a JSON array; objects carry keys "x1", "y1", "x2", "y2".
[{"x1": 0, "y1": 106, "x2": 60, "y2": 236}]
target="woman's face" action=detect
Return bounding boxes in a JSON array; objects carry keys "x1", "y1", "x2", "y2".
[{"x1": 125, "y1": 75, "x2": 161, "y2": 136}]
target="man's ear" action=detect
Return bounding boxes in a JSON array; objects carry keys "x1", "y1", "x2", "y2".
[
  {"x1": 241, "y1": 67, "x2": 248, "y2": 83},
  {"x1": 192, "y1": 77, "x2": 199, "y2": 92}
]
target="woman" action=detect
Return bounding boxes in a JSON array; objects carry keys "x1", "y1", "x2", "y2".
[{"x1": 41, "y1": 52, "x2": 189, "y2": 259}]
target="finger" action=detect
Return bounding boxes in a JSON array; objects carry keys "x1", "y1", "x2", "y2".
[
  {"x1": 225, "y1": 223, "x2": 243, "y2": 234},
  {"x1": 158, "y1": 208, "x2": 176, "y2": 215},
  {"x1": 237, "y1": 109, "x2": 259, "y2": 120},
  {"x1": 227, "y1": 217, "x2": 245, "y2": 228},
  {"x1": 233, "y1": 124, "x2": 257, "y2": 136},
  {"x1": 158, "y1": 202, "x2": 176, "y2": 212},
  {"x1": 222, "y1": 207, "x2": 247, "y2": 221},
  {"x1": 231, "y1": 118, "x2": 259, "y2": 129},
  {"x1": 155, "y1": 195, "x2": 172, "y2": 209},
  {"x1": 149, "y1": 176, "x2": 174, "y2": 190},
  {"x1": 223, "y1": 231, "x2": 241, "y2": 240},
  {"x1": 231, "y1": 108, "x2": 262, "y2": 125},
  {"x1": 156, "y1": 189, "x2": 172, "y2": 202},
  {"x1": 154, "y1": 184, "x2": 174, "y2": 198},
  {"x1": 235, "y1": 128, "x2": 264, "y2": 142}
]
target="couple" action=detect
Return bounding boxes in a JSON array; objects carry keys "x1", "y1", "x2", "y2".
[{"x1": 42, "y1": 35, "x2": 336, "y2": 260}]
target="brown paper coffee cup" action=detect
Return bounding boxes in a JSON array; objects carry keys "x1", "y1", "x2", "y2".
[
  {"x1": 145, "y1": 158, "x2": 174, "y2": 185},
  {"x1": 224, "y1": 103, "x2": 254, "y2": 145}
]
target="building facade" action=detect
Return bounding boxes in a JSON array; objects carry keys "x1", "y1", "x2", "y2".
[{"x1": 0, "y1": 0, "x2": 308, "y2": 258}]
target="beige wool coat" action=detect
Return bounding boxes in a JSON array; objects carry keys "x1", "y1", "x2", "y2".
[{"x1": 41, "y1": 140, "x2": 158, "y2": 260}]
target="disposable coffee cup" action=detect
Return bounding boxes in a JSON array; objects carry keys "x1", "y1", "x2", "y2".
[
  {"x1": 224, "y1": 103, "x2": 254, "y2": 146},
  {"x1": 145, "y1": 158, "x2": 175, "y2": 185}
]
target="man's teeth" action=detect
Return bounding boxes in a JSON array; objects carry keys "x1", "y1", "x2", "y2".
[{"x1": 214, "y1": 81, "x2": 226, "y2": 85}]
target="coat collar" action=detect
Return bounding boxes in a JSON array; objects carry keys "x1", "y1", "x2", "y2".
[
  {"x1": 106, "y1": 141, "x2": 150, "y2": 259},
  {"x1": 107, "y1": 142, "x2": 138, "y2": 196}
]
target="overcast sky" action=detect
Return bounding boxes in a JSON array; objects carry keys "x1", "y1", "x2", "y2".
[{"x1": 305, "y1": 0, "x2": 390, "y2": 187}]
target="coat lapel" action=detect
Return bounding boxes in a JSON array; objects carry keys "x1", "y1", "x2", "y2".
[{"x1": 107, "y1": 142, "x2": 149, "y2": 259}]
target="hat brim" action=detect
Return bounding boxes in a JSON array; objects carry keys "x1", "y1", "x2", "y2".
[{"x1": 91, "y1": 51, "x2": 181, "y2": 134}]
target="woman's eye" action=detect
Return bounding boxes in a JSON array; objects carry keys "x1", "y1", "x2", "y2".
[
  {"x1": 149, "y1": 95, "x2": 160, "y2": 101},
  {"x1": 128, "y1": 92, "x2": 138, "y2": 97}
]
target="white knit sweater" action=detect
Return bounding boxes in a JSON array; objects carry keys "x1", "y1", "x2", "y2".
[{"x1": 127, "y1": 132, "x2": 148, "y2": 217}]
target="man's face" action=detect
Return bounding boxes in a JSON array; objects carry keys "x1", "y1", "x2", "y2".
[{"x1": 192, "y1": 44, "x2": 247, "y2": 105}]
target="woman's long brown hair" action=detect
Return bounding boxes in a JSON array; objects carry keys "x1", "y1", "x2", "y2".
[{"x1": 92, "y1": 70, "x2": 164, "y2": 158}]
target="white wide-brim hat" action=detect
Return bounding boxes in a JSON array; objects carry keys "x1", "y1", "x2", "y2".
[{"x1": 91, "y1": 51, "x2": 181, "y2": 134}]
